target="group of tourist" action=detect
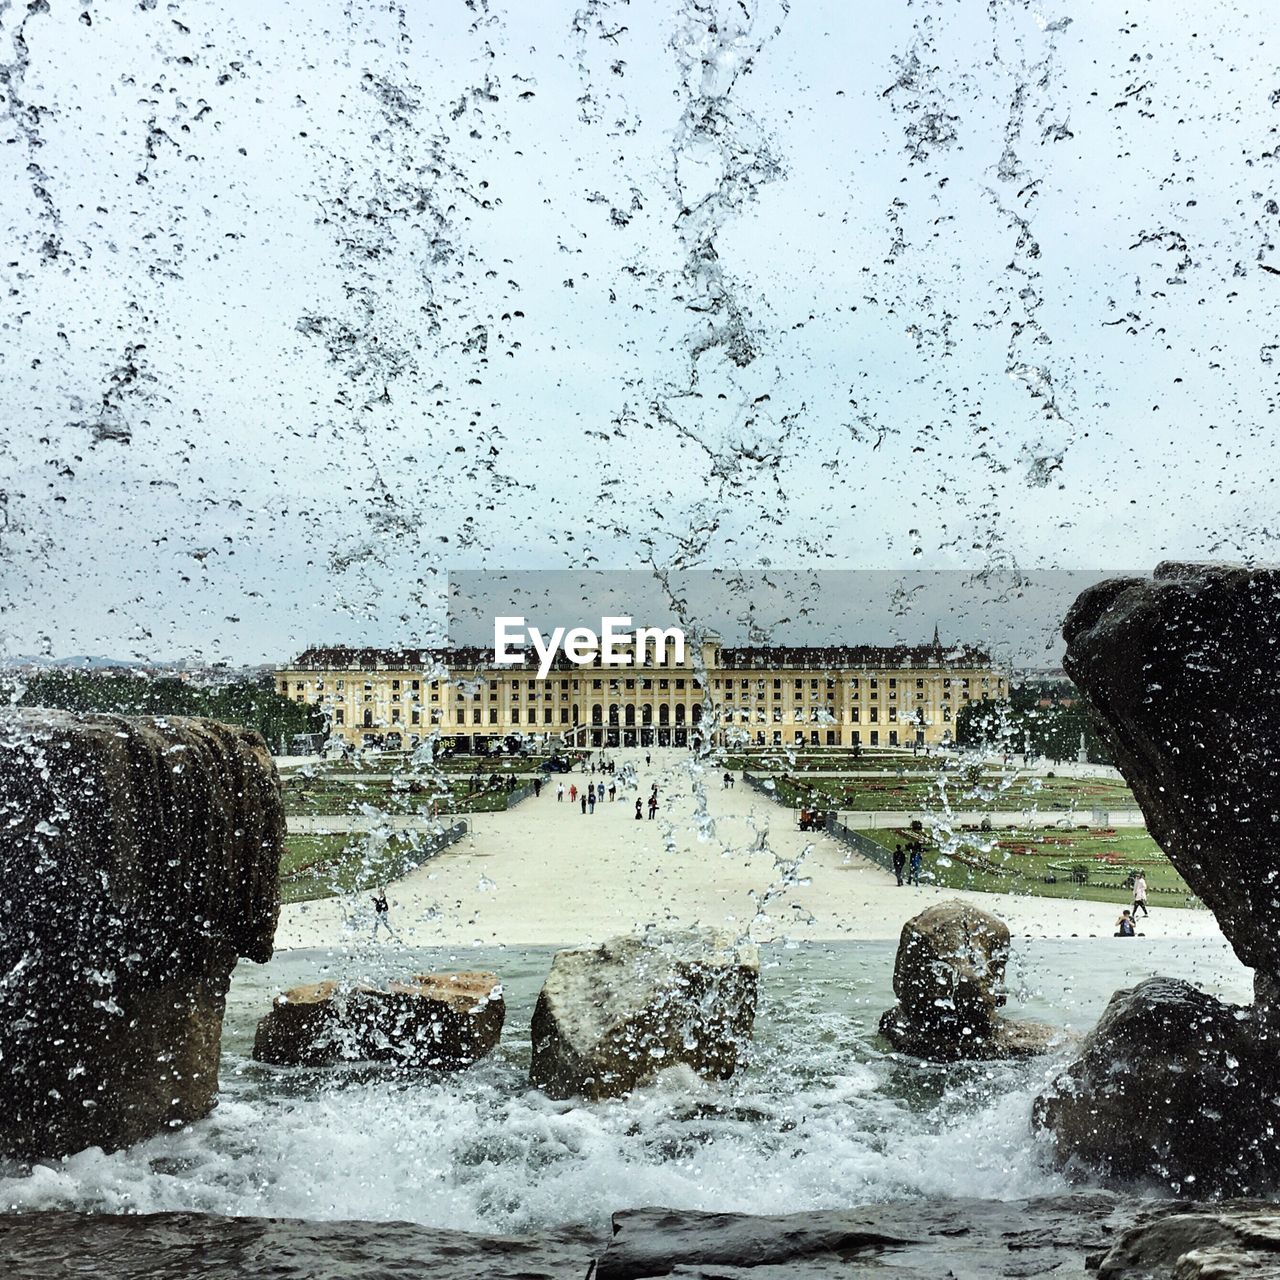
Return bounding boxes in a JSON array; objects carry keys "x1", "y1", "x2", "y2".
[
  {"x1": 891, "y1": 843, "x2": 925, "y2": 887},
  {"x1": 549, "y1": 762, "x2": 660, "y2": 820},
  {"x1": 465, "y1": 771, "x2": 519, "y2": 794},
  {"x1": 1115, "y1": 873, "x2": 1150, "y2": 936},
  {"x1": 555, "y1": 780, "x2": 623, "y2": 813}
]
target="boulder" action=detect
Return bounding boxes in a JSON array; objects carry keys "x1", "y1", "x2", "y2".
[
  {"x1": 878, "y1": 900, "x2": 1057, "y2": 1061},
  {"x1": 1033, "y1": 977, "x2": 1278, "y2": 1195},
  {"x1": 253, "y1": 971, "x2": 504, "y2": 1068},
  {"x1": 0, "y1": 710, "x2": 283, "y2": 1158},
  {"x1": 1062, "y1": 562, "x2": 1280, "y2": 983},
  {"x1": 1095, "y1": 1204, "x2": 1280, "y2": 1278},
  {"x1": 591, "y1": 1193, "x2": 1140, "y2": 1280},
  {"x1": 530, "y1": 930, "x2": 758, "y2": 1100},
  {"x1": 1039, "y1": 563, "x2": 1280, "y2": 1193}
]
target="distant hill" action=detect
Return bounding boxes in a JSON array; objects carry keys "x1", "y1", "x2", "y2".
[{"x1": 0, "y1": 655, "x2": 149, "y2": 670}]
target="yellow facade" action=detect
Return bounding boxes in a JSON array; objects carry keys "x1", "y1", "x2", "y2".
[{"x1": 277, "y1": 636, "x2": 1006, "y2": 752}]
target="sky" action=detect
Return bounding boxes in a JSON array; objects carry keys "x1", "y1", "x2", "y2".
[{"x1": 0, "y1": 0, "x2": 1277, "y2": 663}]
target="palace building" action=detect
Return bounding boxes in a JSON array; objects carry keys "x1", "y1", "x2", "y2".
[{"x1": 276, "y1": 633, "x2": 1005, "y2": 752}]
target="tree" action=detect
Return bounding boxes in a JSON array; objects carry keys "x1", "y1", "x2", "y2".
[
  {"x1": 954, "y1": 685, "x2": 1111, "y2": 764},
  {"x1": 14, "y1": 671, "x2": 323, "y2": 747}
]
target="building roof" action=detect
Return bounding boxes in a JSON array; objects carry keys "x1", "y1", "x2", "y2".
[
  {"x1": 717, "y1": 643, "x2": 992, "y2": 669},
  {"x1": 285, "y1": 641, "x2": 994, "y2": 672}
]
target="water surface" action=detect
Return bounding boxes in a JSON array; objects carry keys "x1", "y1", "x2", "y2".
[{"x1": 0, "y1": 938, "x2": 1251, "y2": 1232}]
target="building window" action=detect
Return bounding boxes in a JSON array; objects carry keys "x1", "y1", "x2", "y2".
[
  {"x1": 489, "y1": 708, "x2": 498, "y2": 724},
  {"x1": 335, "y1": 709, "x2": 345, "y2": 725}
]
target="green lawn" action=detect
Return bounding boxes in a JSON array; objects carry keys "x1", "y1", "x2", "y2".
[
  {"x1": 279, "y1": 832, "x2": 447, "y2": 903},
  {"x1": 279, "y1": 754, "x2": 547, "y2": 777},
  {"x1": 719, "y1": 750, "x2": 949, "y2": 772},
  {"x1": 858, "y1": 825, "x2": 1195, "y2": 908},
  {"x1": 768, "y1": 772, "x2": 1136, "y2": 813},
  {"x1": 282, "y1": 776, "x2": 522, "y2": 816}
]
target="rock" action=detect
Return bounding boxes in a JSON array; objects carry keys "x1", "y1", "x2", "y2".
[
  {"x1": 1096, "y1": 1205, "x2": 1280, "y2": 1278},
  {"x1": 1062, "y1": 562, "x2": 1280, "y2": 981},
  {"x1": 529, "y1": 929, "x2": 758, "y2": 1100},
  {"x1": 0, "y1": 1209, "x2": 605, "y2": 1280},
  {"x1": 0, "y1": 710, "x2": 283, "y2": 1159},
  {"x1": 878, "y1": 900, "x2": 1057, "y2": 1061},
  {"x1": 1042, "y1": 563, "x2": 1280, "y2": 1193},
  {"x1": 1, "y1": 1195, "x2": 1269, "y2": 1280},
  {"x1": 1033, "y1": 976, "x2": 1277, "y2": 1195},
  {"x1": 253, "y1": 971, "x2": 504, "y2": 1068},
  {"x1": 591, "y1": 1193, "x2": 1138, "y2": 1280}
]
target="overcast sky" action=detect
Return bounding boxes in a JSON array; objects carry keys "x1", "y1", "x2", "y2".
[{"x1": 1, "y1": 0, "x2": 1276, "y2": 663}]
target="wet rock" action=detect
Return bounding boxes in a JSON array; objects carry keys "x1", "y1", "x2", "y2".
[
  {"x1": 0, "y1": 710, "x2": 283, "y2": 1159},
  {"x1": 253, "y1": 971, "x2": 504, "y2": 1068},
  {"x1": 878, "y1": 900, "x2": 1057, "y2": 1061},
  {"x1": 592, "y1": 1193, "x2": 1138, "y2": 1279},
  {"x1": 1095, "y1": 1204, "x2": 1280, "y2": 1278},
  {"x1": 0, "y1": 1209, "x2": 604, "y2": 1280},
  {"x1": 1033, "y1": 976, "x2": 1277, "y2": 1195},
  {"x1": 1047, "y1": 563, "x2": 1280, "y2": 1193},
  {"x1": 0, "y1": 1195, "x2": 1260, "y2": 1280},
  {"x1": 1062, "y1": 562, "x2": 1280, "y2": 980},
  {"x1": 530, "y1": 929, "x2": 758, "y2": 1101}
]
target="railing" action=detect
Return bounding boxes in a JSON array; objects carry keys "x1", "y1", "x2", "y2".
[
  {"x1": 395, "y1": 819, "x2": 469, "y2": 876},
  {"x1": 746, "y1": 769, "x2": 891, "y2": 869},
  {"x1": 824, "y1": 815, "x2": 896, "y2": 873},
  {"x1": 505, "y1": 781, "x2": 537, "y2": 809}
]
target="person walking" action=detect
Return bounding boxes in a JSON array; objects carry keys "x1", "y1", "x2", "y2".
[
  {"x1": 533, "y1": 777, "x2": 542, "y2": 798},
  {"x1": 557, "y1": 782, "x2": 564, "y2": 802},
  {"x1": 588, "y1": 789, "x2": 596, "y2": 814},
  {"x1": 371, "y1": 890, "x2": 395, "y2": 941},
  {"x1": 580, "y1": 792, "x2": 587, "y2": 814},
  {"x1": 645, "y1": 752, "x2": 651, "y2": 767},
  {"x1": 635, "y1": 798, "x2": 643, "y2": 820},
  {"x1": 647, "y1": 792, "x2": 658, "y2": 820},
  {"x1": 908, "y1": 844, "x2": 923, "y2": 887},
  {"x1": 892, "y1": 844, "x2": 906, "y2": 887},
  {"x1": 608, "y1": 782, "x2": 616, "y2": 801},
  {"x1": 1132, "y1": 872, "x2": 1149, "y2": 918}
]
